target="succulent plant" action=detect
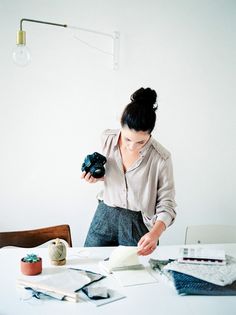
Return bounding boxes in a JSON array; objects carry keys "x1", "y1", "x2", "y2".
[{"x1": 22, "y1": 253, "x2": 40, "y2": 263}]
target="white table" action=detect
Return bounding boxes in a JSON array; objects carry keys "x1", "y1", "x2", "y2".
[{"x1": 0, "y1": 243, "x2": 236, "y2": 315}]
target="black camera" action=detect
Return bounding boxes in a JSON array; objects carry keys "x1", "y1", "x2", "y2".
[{"x1": 81, "y1": 152, "x2": 107, "y2": 178}]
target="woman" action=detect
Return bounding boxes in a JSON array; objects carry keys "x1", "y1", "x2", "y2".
[{"x1": 81, "y1": 87, "x2": 176, "y2": 256}]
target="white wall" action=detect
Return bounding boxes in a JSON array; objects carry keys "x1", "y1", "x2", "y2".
[{"x1": 0, "y1": 0, "x2": 235, "y2": 246}]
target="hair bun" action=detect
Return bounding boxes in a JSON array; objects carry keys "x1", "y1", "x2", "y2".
[{"x1": 131, "y1": 87, "x2": 157, "y2": 108}]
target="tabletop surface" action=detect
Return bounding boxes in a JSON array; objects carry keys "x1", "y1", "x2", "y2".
[{"x1": 1, "y1": 243, "x2": 236, "y2": 315}]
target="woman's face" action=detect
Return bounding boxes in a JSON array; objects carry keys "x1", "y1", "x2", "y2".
[{"x1": 120, "y1": 126, "x2": 150, "y2": 152}]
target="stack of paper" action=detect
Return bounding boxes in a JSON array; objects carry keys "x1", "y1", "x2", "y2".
[{"x1": 99, "y1": 246, "x2": 158, "y2": 287}]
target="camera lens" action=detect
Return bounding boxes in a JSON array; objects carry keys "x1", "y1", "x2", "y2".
[{"x1": 90, "y1": 166, "x2": 105, "y2": 178}]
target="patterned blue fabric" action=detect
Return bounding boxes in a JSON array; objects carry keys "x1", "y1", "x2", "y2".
[{"x1": 170, "y1": 271, "x2": 236, "y2": 296}]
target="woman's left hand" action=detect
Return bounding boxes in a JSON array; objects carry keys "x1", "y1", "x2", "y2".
[
  {"x1": 137, "y1": 232, "x2": 158, "y2": 256},
  {"x1": 137, "y1": 220, "x2": 166, "y2": 256}
]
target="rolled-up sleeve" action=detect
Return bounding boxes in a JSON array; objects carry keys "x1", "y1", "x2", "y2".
[
  {"x1": 142, "y1": 155, "x2": 177, "y2": 230},
  {"x1": 154, "y1": 156, "x2": 177, "y2": 228}
]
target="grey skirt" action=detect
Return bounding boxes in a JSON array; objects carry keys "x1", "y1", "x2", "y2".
[{"x1": 84, "y1": 201, "x2": 149, "y2": 247}]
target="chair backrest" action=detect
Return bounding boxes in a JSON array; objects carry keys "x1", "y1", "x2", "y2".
[
  {"x1": 185, "y1": 225, "x2": 236, "y2": 245},
  {"x1": 0, "y1": 224, "x2": 72, "y2": 248}
]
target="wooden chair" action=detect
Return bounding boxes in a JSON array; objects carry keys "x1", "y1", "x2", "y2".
[
  {"x1": 0, "y1": 224, "x2": 72, "y2": 248},
  {"x1": 185, "y1": 224, "x2": 236, "y2": 245}
]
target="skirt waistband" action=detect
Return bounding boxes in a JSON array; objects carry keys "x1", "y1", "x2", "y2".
[{"x1": 99, "y1": 201, "x2": 142, "y2": 218}]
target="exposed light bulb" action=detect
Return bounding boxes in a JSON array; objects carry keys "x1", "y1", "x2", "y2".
[
  {"x1": 13, "y1": 30, "x2": 31, "y2": 66},
  {"x1": 13, "y1": 44, "x2": 31, "y2": 66}
]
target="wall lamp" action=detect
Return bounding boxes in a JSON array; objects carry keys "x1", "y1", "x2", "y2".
[{"x1": 13, "y1": 18, "x2": 120, "y2": 70}]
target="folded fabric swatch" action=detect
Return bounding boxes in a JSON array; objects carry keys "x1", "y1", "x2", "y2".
[
  {"x1": 17, "y1": 268, "x2": 105, "y2": 302},
  {"x1": 169, "y1": 270, "x2": 236, "y2": 296},
  {"x1": 163, "y1": 255, "x2": 236, "y2": 286}
]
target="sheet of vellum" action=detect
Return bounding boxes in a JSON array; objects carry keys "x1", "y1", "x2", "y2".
[{"x1": 108, "y1": 246, "x2": 140, "y2": 271}]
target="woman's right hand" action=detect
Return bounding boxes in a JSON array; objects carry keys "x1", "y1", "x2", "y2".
[{"x1": 81, "y1": 171, "x2": 104, "y2": 183}]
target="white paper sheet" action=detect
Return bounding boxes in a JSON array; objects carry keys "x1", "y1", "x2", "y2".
[{"x1": 112, "y1": 266, "x2": 158, "y2": 287}]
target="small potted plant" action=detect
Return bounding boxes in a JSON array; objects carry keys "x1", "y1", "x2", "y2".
[{"x1": 21, "y1": 253, "x2": 42, "y2": 276}]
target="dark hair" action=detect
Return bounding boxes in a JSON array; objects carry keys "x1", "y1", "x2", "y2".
[{"x1": 121, "y1": 87, "x2": 158, "y2": 133}]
